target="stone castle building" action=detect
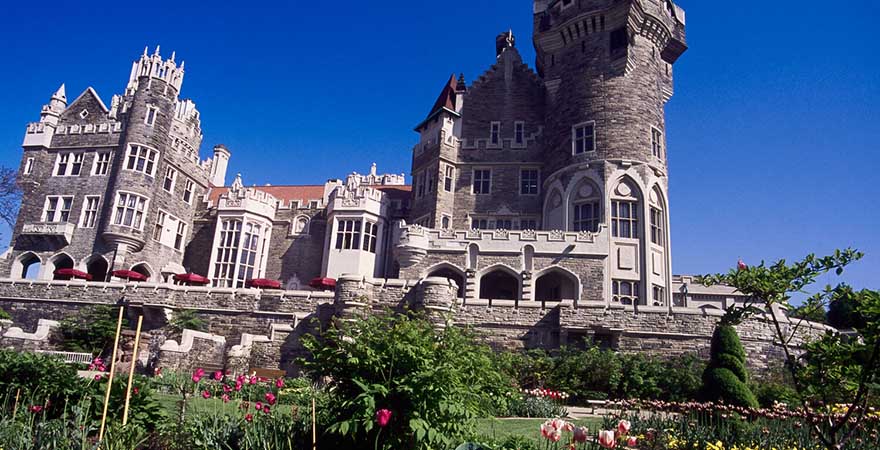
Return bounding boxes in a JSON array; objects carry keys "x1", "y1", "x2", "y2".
[{"x1": 0, "y1": 1, "x2": 829, "y2": 371}]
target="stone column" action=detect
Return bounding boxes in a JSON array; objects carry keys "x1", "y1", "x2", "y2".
[
  {"x1": 414, "y1": 277, "x2": 458, "y2": 328},
  {"x1": 333, "y1": 274, "x2": 371, "y2": 321}
]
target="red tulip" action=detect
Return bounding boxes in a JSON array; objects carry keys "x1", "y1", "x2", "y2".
[
  {"x1": 573, "y1": 426, "x2": 589, "y2": 443},
  {"x1": 262, "y1": 405, "x2": 271, "y2": 414},
  {"x1": 627, "y1": 436, "x2": 638, "y2": 447},
  {"x1": 202, "y1": 390, "x2": 211, "y2": 399},
  {"x1": 617, "y1": 419, "x2": 631, "y2": 435},
  {"x1": 598, "y1": 430, "x2": 617, "y2": 448},
  {"x1": 29, "y1": 405, "x2": 43, "y2": 413},
  {"x1": 255, "y1": 401, "x2": 263, "y2": 411},
  {"x1": 245, "y1": 413, "x2": 253, "y2": 422},
  {"x1": 375, "y1": 409, "x2": 392, "y2": 427},
  {"x1": 275, "y1": 378, "x2": 284, "y2": 388},
  {"x1": 213, "y1": 371, "x2": 224, "y2": 381},
  {"x1": 265, "y1": 392, "x2": 277, "y2": 405},
  {"x1": 222, "y1": 394, "x2": 230, "y2": 403},
  {"x1": 94, "y1": 374, "x2": 103, "y2": 381}
]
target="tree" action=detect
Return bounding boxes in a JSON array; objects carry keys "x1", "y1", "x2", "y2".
[
  {"x1": 700, "y1": 249, "x2": 879, "y2": 450},
  {"x1": 0, "y1": 166, "x2": 22, "y2": 241},
  {"x1": 827, "y1": 287, "x2": 866, "y2": 330},
  {"x1": 60, "y1": 305, "x2": 126, "y2": 356},
  {"x1": 700, "y1": 324, "x2": 758, "y2": 407},
  {"x1": 788, "y1": 302, "x2": 827, "y2": 323}
]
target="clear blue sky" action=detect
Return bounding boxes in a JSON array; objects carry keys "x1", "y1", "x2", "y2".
[{"x1": 0, "y1": 1, "x2": 877, "y2": 293}]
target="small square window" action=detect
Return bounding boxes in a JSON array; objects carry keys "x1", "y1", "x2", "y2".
[{"x1": 79, "y1": 109, "x2": 89, "y2": 119}]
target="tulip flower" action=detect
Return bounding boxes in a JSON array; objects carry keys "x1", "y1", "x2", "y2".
[
  {"x1": 598, "y1": 430, "x2": 617, "y2": 449},
  {"x1": 29, "y1": 405, "x2": 43, "y2": 413},
  {"x1": 573, "y1": 426, "x2": 589, "y2": 443},
  {"x1": 94, "y1": 374, "x2": 103, "y2": 381},
  {"x1": 265, "y1": 392, "x2": 277, "y2": 405},
  {"x1": 627, "y1": 436, "x2": 638, "y2": 447},
  {"x1": 222, "y1": 394, "x2": 230, "y2": 403},
  {"x1": 202, "y1": 390, "x2": 211, "y2": 399},
  {"x1": 262, "y1": 405, "x2": 271, "y2": 414},
  {"x1": 737, "y1": 259, "x2": 748, "y2": 270},
  {"x1": 245, "y1": 414, "x2": 253, "y2": 422},
  {"x1": 617, "y1": 419, "x2": 631, "y2": 435},
  {"x1": 375, "y1": 409, "x2": 392, "y2": 427},
  {"x1": 235, "y1": 381, "x2": 243, "y2": 391},
  {"x1": 255, "y1": 401, "x2": 263, "y2": 411},
  {"x1": 213, "y1": 371, "x2": 223, "y2": 381},
  {"x1": 223, "y1": 384, "x2": 232, "y2": 393},
  {"x1": 275, "y1": 378, "x2": 284, "y2": 388}
]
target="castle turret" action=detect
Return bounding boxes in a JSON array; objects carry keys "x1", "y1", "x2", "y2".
[{"x1": 210, "y1": 145, "x2": 231, "y2": 186}]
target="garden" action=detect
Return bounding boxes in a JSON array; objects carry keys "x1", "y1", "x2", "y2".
[{"x1": 1, "y1": 250, "x2": 879, "y2": 449}]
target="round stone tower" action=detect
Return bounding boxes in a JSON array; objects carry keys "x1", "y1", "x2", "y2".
[{"x1": 534, "y1": 0, "x2": 687, "y2": 307}]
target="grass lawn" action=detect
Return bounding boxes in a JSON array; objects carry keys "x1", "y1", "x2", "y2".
[
  {"x1": 472, "y1": 417, "x2": 603, "y2": 444},
  {"x1": 157, "y1": 393, "x2": 600, "y2": 445}
]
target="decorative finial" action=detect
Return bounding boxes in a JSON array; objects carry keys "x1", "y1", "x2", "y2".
[
  {"x1": 179, "y1": 60, "x2": 185, "y2": 70},
  {"x1": 143, "y1": 46, "x2": 149, "y2": 57},
  {"x1": 153, "y1": 45, "x2": 161, "y2": 57},
  {"x1": 52, "y1": 84, "x2": 66, "y2": 101},
  {"x1": 170, "y1": 51, "x2": 176, "y2": 62}
]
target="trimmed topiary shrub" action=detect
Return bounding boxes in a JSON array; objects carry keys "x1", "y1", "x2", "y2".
[{"x1": 700, "y1": 325, "x2": 758, "y2": 407}]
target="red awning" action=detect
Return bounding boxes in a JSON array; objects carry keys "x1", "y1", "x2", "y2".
[
  {"x1": 246, "y1": 278, "x2": 282, "y2": 289},
  {"x1": 309, "y1": 277, "x2": 336, "y2": 290},
  {"x1": 111, "y1": 270, "x2": 148, "y2": 282},
  {"x1": 54, "y1": 268, "x2": 93, "y2": 281},
  {"x1": 174, "y1": 273, "x2": 210, "y2": 285}
]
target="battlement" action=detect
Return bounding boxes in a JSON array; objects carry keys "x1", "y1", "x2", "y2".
[{"x1": 125, "y1": 46, "x2": 185, "y2": 95}]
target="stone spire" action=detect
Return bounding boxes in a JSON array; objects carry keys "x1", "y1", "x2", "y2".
[{"x1": 51, "y1": 84, "x2": 67, "y2": 105}]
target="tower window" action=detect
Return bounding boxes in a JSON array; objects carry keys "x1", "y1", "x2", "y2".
[
  {"x1": 80, "y1": 196, "x2": 100, "y2": 228},
  {"x1": 520, "y1": 169, "x2": 539, "y2": 195},
  {"x1": 489, "y1": 122, "x2": 501, "y2": 146},
  {"x1": 363, "y1": 221, "x2": 378, "y2": 253},
  {"x1": 43, "y1": 196, "x2": 73, "y2": 223},
  {"x1": 573, "y1": 202, "x2": 600, "y2": 232},
  {"x1": 124, "y1": 144, "x2": 158, "y2": 176},
  {"x1": 54, "y1": 153, "x2": 83, "y2": 176},
  {"x1": 610, "y1": 28, "x2": 628, "y2": 53},
  {"x1": 335, "y1": 219, "x2": 362, "y2": 250},
  {"x1": 651, "y1": 127, "x2": 664, "y2": 159},
  {"x1": 611, "y1": 200, "x2": 639, "y2": 239},
  {"x1": 650, "y1": 206, "x2": 665, "y2": 245},
  {"x1": 427, "y1": 170, "x2": 435, "y2": 194},
  {"x1": 113, "y1": 192, "x2": 148, "y2": 229},
  {"x1": 441, "y1": 215, "x2": 451, "y2": 229},
  {"x1": 444, "y1": 165, "x2": 455, "y2": 192},
  {"x1": 23, "y1": 157, "x2": 34, "y2": 175},
  {"x1": 183, "y1": 180, "x2": 194, "y2": 204},
  {"x1": 572, "y1": 122, "x2": 596, "y2": 154},
  {"x1": 92, "y1": 152, "x2": 111, "y2": 176},
  {"x1": 175, "y1": 221, "x2": 187, "y2": 251},
  {"x1": 613, "y1": 279, "x2": 641, "y2": 305},
  {"x1": 514, "y1": 122, "x2": 525, "y2": 145},
  {"x1": 145, "y1": 106, "x2": 158, "y2": 126},
  {"x1": 163, "y1": 167, "x2": 177, "y2": 192},
  {"x1": 472, "y1": 169, "x2": 491, "y2": 195}
]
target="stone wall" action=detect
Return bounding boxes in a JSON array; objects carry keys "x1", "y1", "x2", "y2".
[{"x1": 0, "y1": 277, "x2": 833, "y2": 374}]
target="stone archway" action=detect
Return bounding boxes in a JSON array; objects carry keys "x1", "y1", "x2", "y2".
[
  {"x1": 479, "y1": 268, "x2": 520, "y2": 301},
  {"x1": 534, "y1": 268, "x2": 579, "y2": 301}
]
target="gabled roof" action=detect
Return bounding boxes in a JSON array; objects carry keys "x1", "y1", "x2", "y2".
[
  {"x1": 414, "y1": 74, "x2": 460, "y2": 131},
  {"x1": 68, "y1": 87, "x2": 109, "y2": 113}
]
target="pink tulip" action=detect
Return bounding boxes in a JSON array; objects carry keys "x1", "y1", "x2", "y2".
[
  {"x1": 375, "y1": 409, "x2": 392, "y2": 427},
  {"x1": 245, "y1": 413, "x2": 253, "y2": 422},
  {"x1": 222, "y1": 394, "x2": 230, "y2": 403},
  {"x1": 275, "y1": 378, "x2": 284, "y2": 388},
  {"x1": 627, "y1": 436, "x2": 638, "y2": 447},
  {"x1": 262, "y1": 405, "x2": 271, "y2": 414},
  {"x1": 213, "y1": 371, "x2": 224, "y2": 381},
  {"x1": 133, "y1": 387, "x2": 139, "y2": 395},
  {"x1": 223, "y1": 384, "x2": 232, "y2": 393},
  {"x1": 29, "y1": 405, "x2": 43, "y2": 413},
  {"x1": 202, "y1": 390, "x2": 211, "y2": 399},
  {"x1": 249, "y1": 376, "x2": 257, "y2": 385},
  {"x1": 598, "y1": 430, "x2": 617, "y2": 449},
  {"x1": 265, "y1": 392, "x2": 277, "y2": 405},
  {"x1": 573, "y1": 426, "x2": 589, "y2": 443},
  {"x1": 94, "y1": 374, "x2": 103, "y2": 381},
  {"x1": 235, "y1": 381, "x2": 243, "y2": 391},
  {"x1": 617, "y1": 419, "x2": 631, "y2": 435},
  {"x1": 255, "y1": 401, "x2": 263, "y2": 411}
]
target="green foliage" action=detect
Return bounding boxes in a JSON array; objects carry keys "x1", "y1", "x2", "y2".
[
  {"x1": 59, "y1": 304, "x2": 124, "y2": 356},
  {"x1": 0, "y1": 307, "x2": 11, "y2": 320},
  {"x1": 496, "y1": 347, "x2": 705, "y2": 403},
  {"x1": 504, "y1": 396, "x2": 566, "y2": 418},
  {"x1": 701, "y1": 325, "x2": 758, "y2": 408},
  {"x1": 827, "y1": 285, "x2": 867, "y2": 330},
  {"x1": 788, "y1": 302, "x2": 827, "y2": 323},
  {"x1": 301, "y1": 312, "x2": 513, "y2": 449},
  {"x1": 86, "y1": 374, "x2": 166, "y2": 430},
  {"x1": 168, "y1": 309, "x2": 206, "y2": 337},
  {"x1": 0, "y1": 349, "x2": 84, "y2": 416}
]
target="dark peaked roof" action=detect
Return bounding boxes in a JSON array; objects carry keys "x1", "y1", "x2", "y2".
[{"x1": 415, "y1": 74, "x2": 460, "y2": 130}]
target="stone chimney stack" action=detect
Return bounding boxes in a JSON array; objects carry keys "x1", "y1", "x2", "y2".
[{"x1": 210, "y1": 144, "x2": 231, "y2": 186}]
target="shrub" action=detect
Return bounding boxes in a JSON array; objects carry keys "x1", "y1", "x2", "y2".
[
  {"x1": 0, "y1": 307, "x2": 11, "y2": 320},
  {"x1": 700, "y1": 325, "x2": 758, "y2": 407},
  {"x1": 167, "y1": 309, "x2": 206, "y2": 338},
  {"x1": 59, "y1": 304, "x2": 125, "y2": 356},
  {"x1": 0, "y1": 349, "x2": 85, "y2": 417},
  {"x1": 504, "y1": 396, "x2": 566, "y2": 418},
  {"x1": 302, "y1": 311, "x2": 514, "y2": 449}
]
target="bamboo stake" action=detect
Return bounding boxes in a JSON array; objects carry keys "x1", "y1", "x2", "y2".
[
  {"x1": 122, "y1": 315, "x2": 144, "y2": 426},
  {"x1": 12, "y1": 388, "x2": 20, "y2": 419},
  {"x1": 98, "y1": 306, "x2": 125, "y2": 441},
  {"x1": 312, "y1": 396, "x2": 317, "y2": 450}
]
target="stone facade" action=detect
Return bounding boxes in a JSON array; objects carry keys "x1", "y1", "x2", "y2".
[{"x1": 0, "y1": 1, "x2": 827, "y2": 374}]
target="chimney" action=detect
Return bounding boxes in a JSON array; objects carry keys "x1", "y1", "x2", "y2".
[{"x1": 210, "y1": 144, "x2": 231, "y2": 186}]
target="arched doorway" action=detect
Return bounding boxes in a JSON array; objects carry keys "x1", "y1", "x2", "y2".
[
  {"x1": 131, "y1": 263, "x2": 152, "y2": 281},
  {"x1": 13, "y1": 253, "x2": 41, "y2": 280},
  {"x1": 479, "y1": 268, "x2": 519, "y2": 301},
  {"x1": 86, "y1": 256, "x2": 109, "y2": 282},
  {"x1": 50, "y1": 254, "x2": 74, "y2": 280},
  {"x1": 427, "y1": 266, "x2": 465, "y2": 298},
  {"x1": 535, "y1": 269, "x2": 579, "y2": 301}
]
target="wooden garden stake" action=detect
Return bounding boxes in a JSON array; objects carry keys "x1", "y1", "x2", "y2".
[
  {"x1": 98, "y1": 306, "x2": 125, "y2": 441},
  {"x1": 122, "y1": 315, "x2": 144, "y2": 425},
  {"x1": 12, "y1": 388, "x2": 20, "y2": 419},
  {"x1": 312, "y1": 396, "x2": 317, "y2": 450}
]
